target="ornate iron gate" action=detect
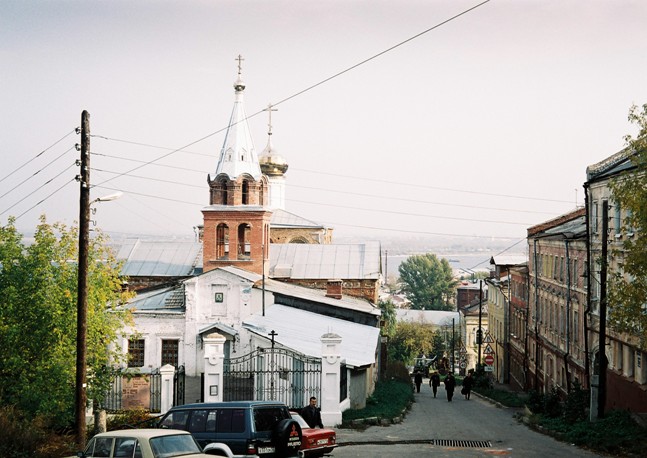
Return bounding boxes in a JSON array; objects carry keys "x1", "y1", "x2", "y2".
[{"x1": 223, "y1": 347, "x2": 321, "y2": 409}]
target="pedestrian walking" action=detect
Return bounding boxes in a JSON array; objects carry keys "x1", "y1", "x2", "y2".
[
  {"x1": 429, "y1": 371, "x2": 440, "y2": 398},
  {"x1": 444, "y1": 373, "x2": 456, "y2": 402},
  {"x1": 414, "y1": 370, "x2": 423, "y2": 393},
  {"x1": 462, "y1": 370, "x2": 474, "y2": 400}
]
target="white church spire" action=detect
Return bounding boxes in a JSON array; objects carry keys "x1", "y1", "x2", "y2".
[{"x1": 214, "y1": 54, "x2": 262, "y2": 180}]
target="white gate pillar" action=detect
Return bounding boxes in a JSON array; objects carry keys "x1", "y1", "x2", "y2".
[
  {"x1": 204, "y1": 333, "x2": 226, "y2": 402},
  {"x1": 159, "y1": 364, "x2": 176, "y2": 414},
  {"x1": 320, "y1": 332, "x2": 342, "y2": 426}
]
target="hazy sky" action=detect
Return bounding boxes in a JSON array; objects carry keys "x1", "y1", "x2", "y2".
[{"x1": 2, "y1": 0, "x2": 646, "y2": 245}]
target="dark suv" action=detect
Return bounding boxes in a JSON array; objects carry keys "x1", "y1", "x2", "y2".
[{"x1": 158, "y1": 401, "x2": 302, "y2": 457}]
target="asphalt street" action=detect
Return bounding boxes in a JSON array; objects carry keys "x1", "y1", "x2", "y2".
[{"x1": 332, "y1": 379, "x2": 602, "y2": 457}]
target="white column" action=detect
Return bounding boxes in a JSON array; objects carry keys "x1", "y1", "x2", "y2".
[
  {"x1": 160, "y1": 364, "x2": 176, "y2": 414},
  {"x1": 320, "y1": 332, "x2": 342, "y2": 427},
  {"x1": 204, "y1": 333, "x2": 226, "y2": 402}
]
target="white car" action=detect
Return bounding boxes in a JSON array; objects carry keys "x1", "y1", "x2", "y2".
[{"x1": 66, "y1": 428, "x2": 251, "y2": 458}]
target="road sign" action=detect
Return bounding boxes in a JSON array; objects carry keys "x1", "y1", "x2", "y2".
[
  {"x1": 484, "y1": 332, "x2": 494, "y2": 343},
  {"x1": 484, "y1": 365, "x2": 494, "y2": 372},
  {"x1": 483, "y1": 343, "x2": 495, "y2": 354},
  {"x1": 460, "y1": 361, "x2": 466, "y2": 369},
  {"x1": 484, "y1": 354, "x2": 495, "y2": 365}
]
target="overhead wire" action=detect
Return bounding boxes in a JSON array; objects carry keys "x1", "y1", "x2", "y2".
[
  {"x1": 0, "y1": 146, "x2": 76, "y2": 200},
  {"x1": 0, "y1": 129, "x2": 76, "y2": 185},
  {"x1": 1, "y1": 162, "x2": 77, "y2": 218},
  {"x1": 91, "y1": 0, "x2": 492, "y2": 189},
  {"x1": 14, "y1": 176, "x2": 77, "y2": 221}
]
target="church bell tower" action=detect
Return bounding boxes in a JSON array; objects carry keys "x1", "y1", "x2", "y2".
[{"x1": 202, "y1": 55, "x2": 272, "y2": 275}]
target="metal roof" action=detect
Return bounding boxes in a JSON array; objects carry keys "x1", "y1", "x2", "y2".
[
  {"x1": 115, "y1": 240, "x2": 202, "y2": 277},
  {"x1": 542, "y1": 215, "x2": 587, "y2": 239},
  {"x1": 396, "y1": 309, "x2": 460, "y2": 326},
  {"x1": 243, "y1": 304, "x2": 380, "y2": 367},
  {"x1": 219, "y1": 266, "x2": 380, "y2": 317},
  {"x1": 124, "y1": 286, "x2": 185, "y2": 312},
  {"x1": 270, "y1": 209, "x2": 326, "y2": 229},
  {"x1": 269, "y1": 241, "x2": 381, "y2": 280},
  {"x1": 489, "y1": 255, "x2": 527, "y2": 267}
]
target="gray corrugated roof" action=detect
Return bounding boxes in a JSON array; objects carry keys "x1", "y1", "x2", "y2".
[
  {"x1": 125, "y1": 286, "x2": 185, "y2": 312},
  {"x1": 243, "y1": 304, "x2": 380, "y2": 367},
  {"x1": 115, "y1": 239, "x2": 202, "y2": 277},
  {"x1": 543, "y1": 215, "x2": 586, "y2": 239},
  {"x1": 490, "y1": 255, "x2": 527, "y2": 266},
  {"x1": 270, "y1": 209, "x2": 326, "y2": 228},
  {"x1": 269, "y1": 241, "x2": 381, "y2": 280},
  {"x1": 219, "y1": 266, "x2": 380, "y2": 316}
]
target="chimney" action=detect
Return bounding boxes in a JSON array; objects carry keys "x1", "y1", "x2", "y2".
[{"x1": 326, "y1": 279, "x2": 343, "y2": 299}]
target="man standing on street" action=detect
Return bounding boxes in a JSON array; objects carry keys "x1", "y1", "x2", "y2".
[
  {"x1": 429, "y1": 371, "x2": 441, "y2": 398},
  {"x1": 444, "y1": 373, "x2": 456, "y2": 402},
  {"x1": 414, "y1": 370, "x2": 423, "y2": 393},
  {"x1": 301, "y1": 396, "x2": 323, "y2": 428}
]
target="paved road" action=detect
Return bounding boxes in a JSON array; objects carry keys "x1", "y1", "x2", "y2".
[{"x1": 332, "y1": 380, "x2": 602, "y2": 457}]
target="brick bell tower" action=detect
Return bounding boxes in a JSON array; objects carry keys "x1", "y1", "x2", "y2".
[{"x1": 202, "y1": 55, "x2": 272, "y2": 275}]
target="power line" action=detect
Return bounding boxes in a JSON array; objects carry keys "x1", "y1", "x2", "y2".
[
  {"x1": 0, "y1": 129, "x2": 76, "y2": 185},
  {"x1": 14, "y1": 177, "x2": 77, "y2": 221},
  {"x1": 91, "y1": 0, "x2": 492, "y2": 189},
  {"x1": 1, "y1": 162, "x2": 77, "y2": 217},
  {"x1": 293, "y1": 168, "x2": 574, "y2": 204},
  {"x1": 0, "y1": 146, "x2": 76, "y2": 200},
  {"x1": 324, "y1": 221, "x2": 518, "y2": 240},
  {"x1": 91, "y1": 135, "x2": 214, "y2": 159},
  {"x1": 91, "y1": 152, "x2": 205, "y2": 174},
  {"x1": 289, "y1": 198, "x2": 533, "y2": 226}
]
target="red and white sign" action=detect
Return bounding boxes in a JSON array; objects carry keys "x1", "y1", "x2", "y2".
[{"x1": 484, "y1": 354, "x2": 495, "y2": 365}]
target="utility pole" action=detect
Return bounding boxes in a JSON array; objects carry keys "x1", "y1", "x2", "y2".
[
  {"x1": 477, "y1": 279, "x2": 483, "y2": 371},
  {"x1": 75, "y1": 110, "x2": 91, "y2": 448},
  {"x1": 597, "y1": 200, "x2": 609, "y2": 419}
]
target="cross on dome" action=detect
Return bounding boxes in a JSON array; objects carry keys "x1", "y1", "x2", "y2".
[{"x1": 264, "y1": 103, "x2": 278, "y2": 135}]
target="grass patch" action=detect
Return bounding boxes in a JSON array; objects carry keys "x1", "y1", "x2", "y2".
[
  {"x1": 473, "y1": 386, "x2": 528, "y2": 408},
  {"x1": 534, "y1": 410, "x2": 647, "y2": 457},
  {"x1": 341, "y1": 379, "x2": 413, "y2": 424}
]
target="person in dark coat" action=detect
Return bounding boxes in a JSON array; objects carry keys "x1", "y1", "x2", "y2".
[
  {"x1": 301, "y1": 396, "x2": 323, "y2": 428},
  {"x1": 414, "y1": 370, "x2": 423, "y2": 393},
  {"x1": 444, "y1": 373, "x2": 456, "y2": 402},
  {"x1": 429, "y1": 371, "x2": 441, "y2": 398},
  {"x1": 462, "y1": 371, "x2": 474, "y2": 400}
]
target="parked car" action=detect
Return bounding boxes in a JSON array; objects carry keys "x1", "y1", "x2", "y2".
[
  {"x1": 158, "y1": 401, "x2": 302, "y2": 457},
  {"x1": 289, "y1": 412, "x2": 336, "y2": 457},
  {"x1": 64, "y1": 428, "x2": 233, "y2": 458}
]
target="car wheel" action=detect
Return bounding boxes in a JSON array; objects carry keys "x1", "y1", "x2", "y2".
[{"x1": 273, "y1": 418, "x2": 302, "y2": 457}]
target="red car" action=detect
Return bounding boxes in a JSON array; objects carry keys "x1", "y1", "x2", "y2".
[{"x1": 290, "y1": 411, "x2": 337, "y2": 457}]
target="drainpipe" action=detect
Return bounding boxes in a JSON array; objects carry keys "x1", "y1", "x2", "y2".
[
  {"x1": 583, "y1": 183, "x2": 591, "y2": 389},
  {"x1": 564, "y1": 239, "x2": 572, "y2": 393},
  {"x1": 533, "y1": 238, "x2": 540, "y2": 391}
]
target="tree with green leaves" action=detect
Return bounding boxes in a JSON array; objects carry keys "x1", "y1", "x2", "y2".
[
  {"x1": 398, "y1": 253, "x2": 458, "y2": 310},
  {"x1": 608, "y1": 103, "x2": 647, "y2": 350},
  {"x1": 388, "y1": 321, "x2": 438, "y2": 365},
  {"x1": 378, "y1": 299, "x2": 397, "y2": 338},
  {"x1": 0, "y1": 217, "x2": 132, "y2": 428}
]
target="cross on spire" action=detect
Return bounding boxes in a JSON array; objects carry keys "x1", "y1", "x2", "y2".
[
  {"x1": 264, "y1": 103, "x2": 278, "y2": 135},
  {"x1": 236, "y1": 54, "x2": 245, "y2": 75}
]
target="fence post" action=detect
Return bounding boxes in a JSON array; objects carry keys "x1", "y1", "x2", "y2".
[
  {"x1": 160, "y1": 364, "x2": 176, "y2": 414},
  {"x1": 204, "y1": 333, "x2": 226, "y2": 402},
  {"x1": 320, "y1": 332, "x2": 342, "y2": 426}
]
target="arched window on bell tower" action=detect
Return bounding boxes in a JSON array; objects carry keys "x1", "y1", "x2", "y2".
[
  {"x1": 237, "y1": 223, "x2": 251, "y2": 259},
  {"x1": 242, "y1": 180, "x2": 250, "y2": 205},
  {"x1": 216, "y1": 223, "x2": 229, "y2": 259},
  {"x1": 218, "y1": 178, "x2": 229, "y2": 205}
]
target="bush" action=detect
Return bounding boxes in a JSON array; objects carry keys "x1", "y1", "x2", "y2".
[
  {"x1": 106, "y1": 409, "x2": 157, "y2": 431},
  {"x1": 384, "y1": 360, "x2": 412, "y2": 383},
  {"x1": 342, "y1": 379, "x2": 413, "y2": 423},
  {"x1": 563, "y1": 381, "x2": 588, "y2": 424},
  {"x1": 544, "y1": 386, "x2": 562, "y2": 418},
  {"x1": 527, "y1": 390, "x2": 544, "y2": 414},
  {"x1": 0, "y1": 405, "x2": 74, "y2": 458}
]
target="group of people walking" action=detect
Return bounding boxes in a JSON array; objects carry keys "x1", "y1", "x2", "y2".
[{"x1": 413, "y1": 369, "x2": 474, "y2": 402}]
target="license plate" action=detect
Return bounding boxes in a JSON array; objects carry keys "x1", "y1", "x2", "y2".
[
  {"x1": 317, "y1": 439, "x2": 329, "y2": 445},
  {"x1": 258, "y1": 446, "x2": 275, "y2": 454}
]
